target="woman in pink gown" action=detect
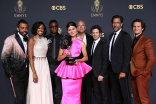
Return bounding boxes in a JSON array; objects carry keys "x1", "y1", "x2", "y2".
[{"x1": 55, "y1": 22, "x2": 92, "y2": 104}]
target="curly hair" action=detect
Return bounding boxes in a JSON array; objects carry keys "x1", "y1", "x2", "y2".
[
  {"x1": 131, "y1": 19, "x2": 146, "y2": 32},
  {"x1": 90, "y1": 25, "x2": 102, "y2": 33},
  {"x1": 31, "y1": 21, "x2": 47, "y2": 36}
]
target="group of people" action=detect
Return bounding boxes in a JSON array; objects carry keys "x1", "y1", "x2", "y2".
[{"x1": 1, "y1": 15, "x2": 155, "y2": 104}]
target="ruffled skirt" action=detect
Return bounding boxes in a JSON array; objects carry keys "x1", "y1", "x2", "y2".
[{"x1": 55, "y1": 61, "x2": 92, "y2": 79}]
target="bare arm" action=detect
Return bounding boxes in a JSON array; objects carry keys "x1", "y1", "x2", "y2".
[
  {"x1": 76, "y1": 41, "x2": 88, "y2": 63},
  {"x1": 28, "y1": 38, "x2": 38, "y2": 83},
  {"x1": 57, "y1": 48, "x2": 68, "y2": 61}
]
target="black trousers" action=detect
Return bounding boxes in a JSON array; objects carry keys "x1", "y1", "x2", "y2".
[
  {"x1": 49, "y1": 64, "x2": 62, "y2": 104},
  {"x1": 81, "y1": 71, "x2": 92, "y2": 104},
  {"x1": 109, "y1": 63, "x2": 130, "y2": 104},
  {"x1": 92, "y1": 75, "x2": 108, "y2": 104},
  {"x1": 12, "y1": 76, "x2": 27, "y2": 104}
]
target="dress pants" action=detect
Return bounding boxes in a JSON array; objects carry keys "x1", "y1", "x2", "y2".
[
  {"x1": 49, "y1": 64, "x2": 62, "y2": 104},
  {"x1": 109, "y1": 64, "x2": 130, "y2": 104},
  {"x1": 81, "y1": 71, "x2": 92, "y2": 104},
  {"x1": 92, "y1": 75, "x2": 108, "y2": 104},
  {"x1": 131, "y1": 73, "x2": 151, "y2": 104},
  {"x1": 12, "y1": 76, "x2": 26, "y2": 104}
]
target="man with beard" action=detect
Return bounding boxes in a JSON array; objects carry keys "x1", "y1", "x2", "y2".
[
  {"x1": 76, "y1": 20, "x2": 93, "y2": 104},
  {"x1": 45, "y1": 20, "x2": 62, "y2": 104},
  {"x1": 1, "y1": 19, "x2": 29, "y2": 104},
  {"x1": 109, "y1": 15, "x2": 131, "y2": 104}
]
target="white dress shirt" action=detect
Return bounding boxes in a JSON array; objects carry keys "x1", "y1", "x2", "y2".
[
  {"x1": 91, "y1": 37, "x2": 100, "y2": 55},
  {"x1": 18, "y1": 32, "x2": 27, "y2": 54},
  {"x1": 109, "y1": 29, "x2": 122, "y2": 61},
  {"x1": 77, "y1": 34, "x2": 87, "y2": 46}
]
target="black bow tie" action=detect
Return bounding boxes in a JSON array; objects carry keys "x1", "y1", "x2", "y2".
[{"x1": 23, "y1": 36, "x2": 28, "y2": 42}]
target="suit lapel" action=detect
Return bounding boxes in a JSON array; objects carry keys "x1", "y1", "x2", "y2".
[
  {"x1": 132, "y1": 35, "x2": 144, "y2": 55},
  {"x1": 113, "y1": 30, "x2": 123, "y2": 48},
  {"x1": 93, "y1": 39, "x2": 101, "y2": 56},
  {"x1": 15, "y1": 32, "x2": 25, "y2": 53}
]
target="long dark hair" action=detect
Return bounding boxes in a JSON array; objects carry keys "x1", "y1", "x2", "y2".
[
  {"x1": 31, "y1": 21, "x2": 47, "y2": 36},
  {"x1": 66, "y1": 21, "x2": 77, "y2": 30}
]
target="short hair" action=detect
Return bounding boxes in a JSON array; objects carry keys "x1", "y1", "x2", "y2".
[
  {"x1": 111, "y1": 15, "x2": 124, "y2": 23},
  {"x1": 77, "y1": 20, "x2": 86, "y2": 26},
  {"x1": 49, "y1": 20, "x2": 58, "y2": 28},
  {"x1": 66, "y1": 21, "x2": 77, "y2": 30},
  {"x1": 17, "y1": 19, "x2": 28, "y2": 27},
  {"x1": 90, "y1": 25, "x2": 102, "y2": 33},
  {"x1": 131, "y1": 19, "x2": 146, "y2": 32},
  {"x1": 31, "y1": 21, "x2": 47, "y2": 36}
]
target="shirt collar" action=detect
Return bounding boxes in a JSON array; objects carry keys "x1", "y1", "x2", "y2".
[
  {"x1": 115, "y1": 28, "x2": 122, "y2": 35},
  {"x1": 135, "y1": 33, "x2": 142, "y2": 41},
  {"x1": 94, "y1": 37, "x2": 100, "y2": 44},
  {"x1": 76, "y1": 34, "x2": 86, "y2": 40}
]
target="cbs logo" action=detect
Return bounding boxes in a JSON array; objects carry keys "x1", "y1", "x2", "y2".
[
  {"x1": 129, "y1": 5, "x2": 143, "y2": 9},
  {"x1": 51, "y1": 5, "x2": 66, "y2": 10}
]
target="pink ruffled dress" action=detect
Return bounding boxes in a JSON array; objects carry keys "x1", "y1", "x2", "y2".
[{"x1": 55, "y1": 39, "x2": 92, "y2": 104}]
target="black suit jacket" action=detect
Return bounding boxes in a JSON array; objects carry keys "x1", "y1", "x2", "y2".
[
  {"x1": 91, "y1": 39, "x2": 109, "y2": 78},
  {"x1": 109, "y1": 30, "x2": 132, "y2": 74},
  {"x1": 45, "y1": 33, "x2": 61, "y2": 65},
  {"x1": 78, "y1": 33, "x2": 93, "y2": 65}
]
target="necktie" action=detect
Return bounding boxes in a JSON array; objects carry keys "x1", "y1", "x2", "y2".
[
  {"x1": 111, "y1": 33, "x2": 116, "y2": 54},
  {"x1": 52, "y1": 36, "x2": 56, "y2": 59},
  {"x1": 91, "y1": 42, "x2": 95, "y2": 56}
]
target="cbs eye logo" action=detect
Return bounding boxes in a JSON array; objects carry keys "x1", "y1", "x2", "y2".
[
  {"x1": 51, "y1": 5, "x2": 66, "y2": 10},
  {"x1": 129, "y1": 4, "x2": 143, "y2": 9}
]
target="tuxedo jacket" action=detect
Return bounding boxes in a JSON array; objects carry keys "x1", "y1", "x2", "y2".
[
  {"x1": 131, "y1": 34, "x2": 155, "y2": 77},
  {"x1": 45, "y1": 33, "x2": 61, "y2": 65},
  {"x1": 78, "y1": 33, "x2": 93, "y2": 66},
  {"x1": 109, "y1": 30, "x2": 132, "y2": 74},
  {"x1": 1, "y1": 32, "x2": 29, "y2": 78},
  {"x1": 91, "y1": 39, "x2": 109, "y2": 78}
]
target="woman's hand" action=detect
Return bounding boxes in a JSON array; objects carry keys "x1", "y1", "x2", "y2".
[
  {"x1": 74, "y1": 59, "x2": 79, "y2": 64},
  {"x1": 65, "y1": 50, "x2": 71, "y2": 56},
  {"x1": 33, "y1": 72, "x2": 38, "y2": 83}
]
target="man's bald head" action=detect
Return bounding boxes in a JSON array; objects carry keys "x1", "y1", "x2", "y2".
[{"x1": 77, "y1": 20, "x2": 86, "y2": 33}]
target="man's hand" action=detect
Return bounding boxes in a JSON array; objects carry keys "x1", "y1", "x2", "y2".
[
  {"x1": 119, "y1": 72, "x2": 126, "y2": 79},
  {"x1": 98, "y1": 75, "x2": 103, "y2": 81}
]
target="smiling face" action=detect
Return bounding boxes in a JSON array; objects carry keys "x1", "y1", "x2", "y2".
[
  {"x1": 49, "y1": 22, "x2": 58, "y2": 34},
  {"x1": 67, "y1": 26, "x2": 77, "y2": 37},
  {"x1": 36, "y1": 24, "x2": 44, "y2": 36},
  {"x1": 112, "y1": 18, "x2": 123, "y2": 32},
  {"x1": 17, "y1": 23, "x2": 28, "y2": 36},
  {"x1": 132, "y1": 22, "x2": 143, "y2": 36},
  {"x1": 77, "y1": 21, "x2": 86, "y2": 33},
  {"x1": 92, "y1": 29, "x2": 101, "y2": 41}
]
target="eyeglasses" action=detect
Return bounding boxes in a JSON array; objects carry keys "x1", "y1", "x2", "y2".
[
  {"x1": 50, "y1": 26, "x2": 58, "y2": 28},
  {"x1": 77, "y1": 25, "x2": 85, "y2": 27}
]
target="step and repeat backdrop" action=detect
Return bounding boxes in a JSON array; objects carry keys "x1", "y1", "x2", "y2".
[{"x1": 0, "y1": 0, "x2": 156, "y2": 104}]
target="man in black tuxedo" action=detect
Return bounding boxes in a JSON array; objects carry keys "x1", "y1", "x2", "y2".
[
  {"x1": 76, "y1": 20, "x2": 93, "y2": 104},
  {"x1": 1, "y1": 19, "x2": 29, "y2": 104},
  {"x1": 45, "y1": 20, "x2": 62, "y2": 104},
  {"x1": 90, "y1": 25, "x2": 109, "y2": 104},
  {"x1": 109, "y1": 15, "x2": 131, "y2": 104}
]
